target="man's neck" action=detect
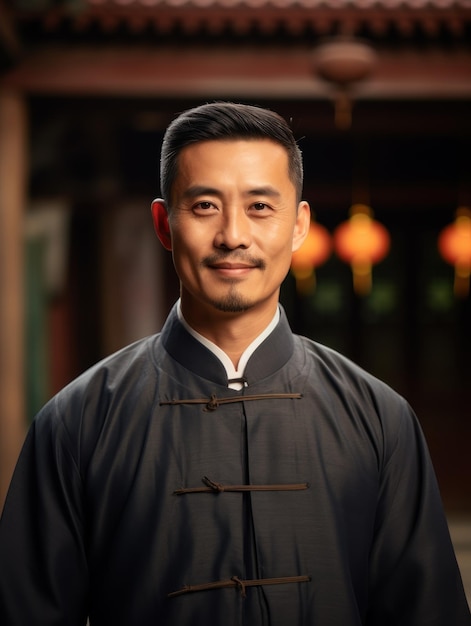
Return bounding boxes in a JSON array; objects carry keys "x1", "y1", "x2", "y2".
[{"x1": 179, "y1": 297, "x2": 279, "y2": 368}]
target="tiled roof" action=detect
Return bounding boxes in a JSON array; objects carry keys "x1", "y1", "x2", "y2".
[
  {"x1": 14, "y1": 0, "x2": 471, "y2": 39},
  {"x1": 87, "y1": 0, "x2": 471, "y2": 8}
]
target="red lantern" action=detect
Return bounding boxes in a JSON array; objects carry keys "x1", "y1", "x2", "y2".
[
  {"x1": 333, "y1": 204, "x2": 390, "y2": 295},
  {"x1": 438, "y1": 207, "x2": 471, "y2": 298},
  {"x1": 291, "y1": 220, "x2": 332, "y2": 294}
]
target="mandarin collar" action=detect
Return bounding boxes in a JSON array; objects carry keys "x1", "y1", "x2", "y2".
[{"x1": 160, "y1": 303, "x2": 294, "y2": 387}]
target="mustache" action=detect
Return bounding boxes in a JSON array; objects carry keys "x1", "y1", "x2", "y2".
[{"x1": 202, "y1": 251, "x2": 266, "y2": 270}]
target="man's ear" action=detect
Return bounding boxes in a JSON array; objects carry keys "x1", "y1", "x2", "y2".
[
  {"x1": 292, "y1": 201, "x2": 311, "y2": 252},
  {"x1": 151, "y1": 199, "x2": 172, "y2": 251}
]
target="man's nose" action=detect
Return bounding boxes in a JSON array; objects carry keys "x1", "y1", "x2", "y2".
[{"x1": 214, "y1": 208, "x2": 252, "y2": 250}]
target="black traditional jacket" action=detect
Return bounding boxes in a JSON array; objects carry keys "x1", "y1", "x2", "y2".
[{"x1": 1, "y1": 305, "x2": 470, "y2": 625}]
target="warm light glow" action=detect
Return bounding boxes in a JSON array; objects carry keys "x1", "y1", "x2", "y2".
[
  {"x1": 291, "y1": 220, "x2": 332, "y2": 294},
  {"x1": 333, "y1": 204, "x2": 390, "y2": 295},
  {"x1": 438, "y1": 207, "x2": 471, "y2": 298}
]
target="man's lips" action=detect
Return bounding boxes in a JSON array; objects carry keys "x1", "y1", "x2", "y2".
[
  {"x1": 210, "y1": 262, "x2": 256, "y2": 270},
  {"x1": 202, "y1": 254, "x2": 266, "y2": 272},
  {"x1": 208, "y1": 262, "x2": 258, "y2": 277}
]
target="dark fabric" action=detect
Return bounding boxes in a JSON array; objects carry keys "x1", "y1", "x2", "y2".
[{"x1": 1, "y1": 305, "x2": 470, "y2": 625}]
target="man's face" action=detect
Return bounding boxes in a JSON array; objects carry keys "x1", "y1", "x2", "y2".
[{"x1": 159, "y1": 139, "x2": 309, "y2": 320}]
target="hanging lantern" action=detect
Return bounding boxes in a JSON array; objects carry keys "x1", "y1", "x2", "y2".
[
  {"x1": 333, "y1": 204, "x2": 390, "y2": 295},
  {"x1": 438, "y1": 207, "x2": 471, "y2": 298},
  {"x1": 312, "y1": 37, "x2": 378, "y2": 129},
  {"x1": 291, "y1": 220, "x2": 332, "y2": 294}
]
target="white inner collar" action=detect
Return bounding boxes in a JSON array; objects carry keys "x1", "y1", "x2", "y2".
[{"x1": 177, "y1": 301, "x2": 280, "y2": 390}]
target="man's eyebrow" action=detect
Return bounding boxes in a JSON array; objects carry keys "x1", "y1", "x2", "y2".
[
  {"x1": 182, "y1": 186, "x2": 222, "y2": 199},
  {"x1": 246, "y1": 186, "x2": 281, "y2": 198},
  {"x1": 181, "y1": 185, "x2": 282, "y2": 199}
]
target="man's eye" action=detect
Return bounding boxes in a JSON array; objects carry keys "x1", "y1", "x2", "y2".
[
  {"x1": 252, "y1": 202, "x2": 269, "y2": 211},
  {"x1": 194, "y1": 201, "x2": 214, "y2": 210}
]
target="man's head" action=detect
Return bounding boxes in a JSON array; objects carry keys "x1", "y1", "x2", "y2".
[
  {"x1": 160, "y1": 102, "x2": 304, "y2": 208},
  {"x1": 152, "y1": 102, "x2": 310, "y2": 333}
]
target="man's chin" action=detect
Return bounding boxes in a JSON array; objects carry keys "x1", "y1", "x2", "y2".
[
  {"x1": 206, "y1": 290, "x2": 254, "y2": 314},
  {"x1": 210, "y1": 297, "x2": 253, "y2": 314}
]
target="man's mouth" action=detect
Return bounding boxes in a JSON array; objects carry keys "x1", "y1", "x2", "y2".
[
  {"x1": 203, "y1": 253, "x2": 265, "y2": 272},
  {"x1": 210, "y1": 262, "x2": 256, "y2": 270},
  {"x1": 208, "y1": 262, "x2": 258, "y2": 278}
]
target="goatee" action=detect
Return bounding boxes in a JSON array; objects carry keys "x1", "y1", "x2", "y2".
[{"x1": 208, "y1": 287, "x2": 253, "y2": 313}]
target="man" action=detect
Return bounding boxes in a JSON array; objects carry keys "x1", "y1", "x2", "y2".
[{"x1": 0, "y1": 102, "x2": 469, "y2": 625}]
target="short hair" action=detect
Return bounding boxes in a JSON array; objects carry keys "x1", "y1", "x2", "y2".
[{"x1": 160, "y1": 102, "x2": 304, "y2": 208}]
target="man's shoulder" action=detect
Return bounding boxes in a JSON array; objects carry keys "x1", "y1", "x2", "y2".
[
  {"x1": 294, "y1": 333, "x2": 405, "y2": 403},
  {"x1": 72, "y1": 333, "x2": 160, "y2": 389},
  {"x1": 294, "y1": 333, "x2": 363, "y2": 372},
  {"x1": 38, "y1": 334, "x2": 162, "y2": 420}
]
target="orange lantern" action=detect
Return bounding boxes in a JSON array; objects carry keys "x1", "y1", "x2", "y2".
[
  {"x1": 291, "y1": 220, "x2": 332, "y2": 294},
  {"x1": 438, "y1": 207, "x2": 471, "y2": 298},
  {"x1": 333, "y1": 204, "x2": 390, "y2": 295}
]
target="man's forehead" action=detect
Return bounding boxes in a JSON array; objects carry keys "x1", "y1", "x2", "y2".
[
  {"x1": 179, "y1": 137, "x2": 287, "y2": 156},
  {"x1": 176, "y1": 138, "x2": 289, "y2": 173},
  {"x1": 169, "y1": 138, "x2": 293, "y2": 205}
]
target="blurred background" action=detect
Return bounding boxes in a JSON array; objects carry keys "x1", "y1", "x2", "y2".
[{"x1": 0, "y1": 0, "x2": 470, "y2": 594}]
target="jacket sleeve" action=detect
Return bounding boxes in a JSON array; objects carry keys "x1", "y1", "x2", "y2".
[
  {"x1": 0, "y1": 398, "x2": 89, "y2": 626},
  {"x1": 367, "y1": 399, "x2": 471, "y2": 625}
]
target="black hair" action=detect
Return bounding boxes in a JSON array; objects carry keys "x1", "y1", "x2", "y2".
[{"x1": 160, "y1": 102, "x2": 303, "y2": 207}]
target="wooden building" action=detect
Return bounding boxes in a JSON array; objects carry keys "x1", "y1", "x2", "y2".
[{"x1": 0, "y1": 0, "x2": 470, "y2": 509}]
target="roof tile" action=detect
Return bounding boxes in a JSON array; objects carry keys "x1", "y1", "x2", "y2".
[{"x1": 87, "y1": 0, "x2": 471, "y2": 7}]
